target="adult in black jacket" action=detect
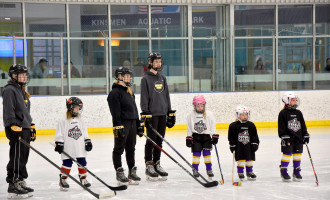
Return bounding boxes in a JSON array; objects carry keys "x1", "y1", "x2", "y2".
[
  {"x1": 278, "y1": 91, "x2": 309, "y2": 182},
  {"x1": 3, "y1": 64, "x2": 36, "y2": 198},
  {"x1": 140, "y1": 52, "x2": 176, "y2": 181},
  {"x1": 107, "y1": 67, "x2": 143, "y2": 185}
]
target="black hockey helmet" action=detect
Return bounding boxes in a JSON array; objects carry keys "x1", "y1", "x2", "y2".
[
  {"x1": 66, "y1": 97, "x2": 83, "y2": 117},
  {"x1": 114, "y1": 66, "x2": 133, "y2": 87},
  {"x1": 148, "y1": 52, "x2": 163, "y2": 71},
  {"x1": 8, "y1": 64, "x2": 29, "y2": 86}
]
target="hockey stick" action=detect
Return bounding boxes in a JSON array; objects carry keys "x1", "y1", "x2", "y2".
[
  {"x1": 18, "y1": 138, "x2": 116, "y2": 199},
  {"x1": 213, "y1": 144, "x2": 224, "y2": 185},
  {"x1": 143, "y1": 133, "x2": 218, "y2": 188},
  {"x1": 49, "y1": 142, "x2": 127, "y2": 191},
  {"x1": 232, "y1": 152, "x2": 242, "y2": 186},
  {"x1": 147, "y1": 123, "x2": 213, "y2": 183}
]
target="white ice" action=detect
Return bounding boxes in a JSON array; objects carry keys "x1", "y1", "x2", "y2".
[{"x1": 1, "y1": 128, "x2": 329, "y2": 200}]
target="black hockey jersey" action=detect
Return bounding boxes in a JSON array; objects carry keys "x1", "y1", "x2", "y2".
[
  {"x1": 278, "y1": 108, "x2": 308, "y2": 141},
  {"x1": 228, "y1": 121, "x2": 259, "y2": 161}
]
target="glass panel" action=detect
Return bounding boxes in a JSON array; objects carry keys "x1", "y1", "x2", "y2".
[
  {"x1": 151, "y1": 6, "x2": 188, "y2": 37},
  {"x1": 70, "y1": 4, "x2": 108, "y2": 37},
  {"x1": 192, "y1": 6, "x2": 223, "y2": 37},
  {"x1": 278, "y1": 38, "x2": 312, "y2": 90},
  {"x1": 278, "y1": 5, "x2": 312, "y2": 36},
  {"x1": 152, "y1": 39, "x2": 188, "y2": 92},
  {"x1": 316, "y1": 5, "x2": 330, "y2": 35},
  {"x1": 315, "y1": 37, "x2": 330, "y2": 89},
  {"x1": 234, "y1": 5, "x2": 275, "y2": 37},
  {"x1": 0, "y1": 3, "x2": 22, "y2": 36},
  {"x1": 235, "y1": 38, "x2": 273, "y2": 91},
  {"x1": 68, "y1": 39, "x2": 106, "y2": 94},
  {"x1": 111, "y1": 5, "x2": 148, "y2": 38},
  {"x1": 25, "y1": 3, "x2": 66, "y2": 37},
  {"x1": 27, "y1": 39, "x2": 62, "y2": 95}
]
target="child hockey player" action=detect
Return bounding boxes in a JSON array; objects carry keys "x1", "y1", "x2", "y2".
[
  {"x1": 54, "y1": 97, "x2": 93, "y2": 190},
  {"x1": 107, "y1": 66, "x2": 144, "y2": 185},
  {"x1": 278, "y1": 91, "x2": 309, "y2": 182},
  {"x1": 186, "y1": 95, "x2": 219, "y2": 179},
  {"x1": 140, "y1": 52, "x2": 176, "y2": 181},
  {"x1": 228, "y1": 105, "x2": 259, "y2": 181}
]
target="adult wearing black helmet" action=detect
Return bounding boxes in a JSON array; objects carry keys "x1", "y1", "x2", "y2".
[
  {"x1": 107, "y1": 66, "x2": 143, "y2": 185},
  {"x1": 140, "y1": 52, "x2": 176, "y2": 181},
  {"x1": 3, "y1": 64, "x2": 36, "y2": 198}
]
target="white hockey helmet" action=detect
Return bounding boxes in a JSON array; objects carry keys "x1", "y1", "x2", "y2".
[
  {"x1": 235, "y1": 105, "x2": 250, "y2": 123},
  {"x1": 281, "y1": 91, "x2": 299, "y2": 108}
]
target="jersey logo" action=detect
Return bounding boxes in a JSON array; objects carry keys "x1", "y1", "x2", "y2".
[
  {"x1": 194, "y1": 120, "x2": 207, "y2": 133},
  {"x1": 68, "y1": 125, "x2": 82, "y2": 140},
  {"x1": 238, "y1": 130, "x2": 250, "y2": 145},
  {"x1": 154, "y1": 81, "x2": 164, "y2": 93},
  {"x1": 288, "y1": 118, "x2": 301, "y2": 132}
]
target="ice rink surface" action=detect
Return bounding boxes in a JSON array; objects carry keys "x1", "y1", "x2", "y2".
[{"x1": 0, "y1": 127, "x2": 329, "y2": 200}]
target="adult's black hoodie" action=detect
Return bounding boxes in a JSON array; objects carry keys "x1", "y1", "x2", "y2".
[
  {"x1": 140, "y1": 71, "x2": 171, "y2": 116},
  {"x1": 107, "y1": 83, "x2": 139, "y2": 126},
  {"x1": 2, "y1": 80, "x2": 32, "y2": 128}
]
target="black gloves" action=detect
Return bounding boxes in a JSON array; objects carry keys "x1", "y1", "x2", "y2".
[
  {"x1": 303, "y1": 134, "x2": 310, "y2": 144},
  {"x1": 137, "y1": 119, "x2": 144, "y2": 137},
  {"x1": 166, "y1": 110, "x2": 176, "y2": 128},
  {"x1": 30, "y1": 123, "x2": 36, "y2": 142},
  {"x1": 55, "y1": 142, "x2": 64, "y2": 154},
  {"x1": 186, "y1": 136, "x2": 193, "y2": 147},
  {"x1": 11, "y1": 125, "x2": 23, "y2": 137},
  {"x1": 114, "y1": 126, "x2": 125, "y2": 139},
  {"x1": 230, "y1": 145, "x2": 236, "y2": 153},
  {"x1": 281, "y1": 135, "x2": 291, "y2": 147},
  {"x1": 211, "y1": 134, "x2": 219, "y2": 145},
  {"x1": 141, "y1": 112, "x2": 152, "y2": 126},
  {"x1": 251, "y1": 143, "x2": 259, "y2": 152},
  {"x1": 85, "y1": 139, "x2": 93, "y2": 151}
]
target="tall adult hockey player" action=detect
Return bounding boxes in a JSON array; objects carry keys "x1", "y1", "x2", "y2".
[
  {"x1": 3, "y1": 64, "x2": 36, "y2": 199},
  {"x1": 140, "y1": 52, "x2": 176, "y2": 181},
  {"x1": 228, "y1": 105, "x2": 259, "y2": 181},
  {"x1": 54, "y1": 97, "x2": 93, "y2": 190},
  {"x1": 278, "y1": 91, "x2": 309, "y2": 182},
  {"x1": 107, "y1": 67, "x2": 144, "y2": 185}
]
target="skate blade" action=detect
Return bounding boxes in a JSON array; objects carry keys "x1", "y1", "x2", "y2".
[
  {"x1": 146, "y1": 175, "x2": 159, "y2": 182},
  {"x1": 128, "y1": 179, "x2": 140, "y2": 185},
  {"x1": 247, "y1": 177, "x2": 256, "y2": 181},
  {"x1": 292, "y1": 177, "x2": 302, "y2": 182},
  {"x1": 158, "y1": 176, "x2": 167, "y2": 181},
  {"x1": 60, "y1": 187, "x2": 69, "y2": 191},
  {"x1": 27, "y1": 193, "x2": 33, "y2": 197},
  {"x1": 7, "y1": 193, "x2": 29, "y2": 199},
  {"x1": 208, "y1": 177, "x2": 214, "y2": 181},
  {"x1": 281, "y1": 178, "x2": 291, "y2": 182},
  {"x1": 117, "y1": 181, "x2": 129, "y2": 186}
]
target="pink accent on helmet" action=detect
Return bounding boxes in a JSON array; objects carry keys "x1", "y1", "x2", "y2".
[{"x1": 193, "y1": 95, "x2": 206, "y2": 105}]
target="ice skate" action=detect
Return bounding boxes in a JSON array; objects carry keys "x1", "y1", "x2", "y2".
[
  {"x1": 292, "y1": 167, "x2": 302, "y2": 182},
  {"x1": 128, "y1": 166, "x2": 141, "y2": 185},
  {"x1": 280, "y1": 167, "x2": 291, "y2": 182},
  {"x1": 207, "y1": 170, "x2": 214, "y2": 180},
  {"x1": 238, "y1": 173, "x2": 245, "y2": 181},
  {"x1": 79, "y1": 176, "x2": 91, "y2": 187},
  {"x1": 154, "y1": 161, "x2": 168, "y2": 181},
  {"x1": 145, "y1": 161, "x2": 159, "y2": 181},
  {"x1": 18, "y1": 179, "x2": 34, "y2": 197},
  {"x1": 7, "y1": 181, "x2": 29, "y2": 199},
  {"x1": 59, "y1": 175, "x2": 69, "y2": 191},
  {"x1": 193, "y1": 170, "x2": 200, "y2": 178},
  {"x1": 246, "y1": 172, "x2": 257, "y2": 181},
  {"x1": 116, "y1": 167, "x2": 129, "y2": 186}
]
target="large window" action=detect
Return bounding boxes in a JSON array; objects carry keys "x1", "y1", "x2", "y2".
[
  {"x1": 315, "y1": 37, "x2": 330, "y2": 89},
  {"x1": 315, "y1": 5, "x2": 330, "y2": 35},
  {"x1": 0, "y1": 3, "x2": 22, "y2": 36}
]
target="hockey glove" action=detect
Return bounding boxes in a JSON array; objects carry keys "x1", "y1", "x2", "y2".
[
  {"x1": 137, "y1": 119, "x2": 144, "y2": 137},
  {"x1": 251, "y1": 143, "x2": 259, "y2": 152},
  {"x1": 30, "y1": 123, "x2": 36, "y2": 142},
  {"x1": 166, "y1": 110, "x2": 176, "y2": 128},
  {"x1": 281, "y1": 135, "x2": 291, "y2": 147},
  {"x1": 114, "y1": 126, "x2": 125, "y2": 139},
  {"x1": 211, "y1": 134, "x2": 219, "y2": 145},
  {"x1": 186, "y1": 136, "x2": 193, "y2": 148},
  {"x1": 303, "y1": 134, "x2": 310, "y2": 144},
  {"x1": 55, "y1": 142, "x2": 64, "y2": 154},
  {"x1": 141, "y1": 112, "x2": 152, "y2": 127},
  {"x1": 230, "y1": 145, "x2": 236, "y2": 153},
  {"x1": 85, "y1": 139, "x2": 93, "y2": 151},
  {"x1": 11, "y1": 125, "x2": 23, "y2": 137}
]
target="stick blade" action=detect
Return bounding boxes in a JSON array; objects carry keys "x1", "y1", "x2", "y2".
[
  {"x1": 220, "y1": 180, "x2": 224, "y2": 185},
  {"x1": 204, "y1": 181, "x2": 219, "y2": 188},
  {"x1": 111, "y1": 185, "x2": 127, "y2": 191},
  {"x1": 232, "y1": 181, "x2": 242, "y2": 186},
  {"x1": 316, "y1": 181, "x2": 319, "y2": 187},
  {"x1": 98, "y1": 191, "x2": 116, "y2": 199}
]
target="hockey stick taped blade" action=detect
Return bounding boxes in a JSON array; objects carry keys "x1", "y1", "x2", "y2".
[
  {"x1": 232, "y1": 182, "x2": 242, "y2": 186},
  {"x1": 98, "y1": 191, "x2": 116, "y2": 199},
  {"x1": 204, "y1": 181, "x2": 219, "y2": 188},
  {"x1": 220, "y1": 180, "x2": 224, "y2": 185},
  {"x1": 112, "y1": 185, "x2": 127, "y2": 191}
]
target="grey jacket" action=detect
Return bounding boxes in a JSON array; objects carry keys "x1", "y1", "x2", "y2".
[
  {"x1": 140, "y1": 71, "x2": 171, "y2": 116},
  {"x1": 2, "y1": 80, "x2": 32, "y2": 128}
]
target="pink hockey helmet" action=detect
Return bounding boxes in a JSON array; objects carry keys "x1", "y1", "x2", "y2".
[{"x1": 193, "y1": 95, "x2": 206, "y2": 106}]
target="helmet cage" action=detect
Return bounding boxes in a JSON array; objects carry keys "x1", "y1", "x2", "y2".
[
  {"x1": 148, "y1": 52, "x2": 163, "y2": 71},
  {"x1": 66, "y1": 97, "x2": 83, "y2": 117},
  {"x1": 235, "y1": 105, "x2": 250, "y2": 123},
  {"x1": 115, "y1": 66, "x2": 133, "y2": 87},
  {"x1": 282, "y1": 91, "x2": 300, "y2": 108},
  {"x1": 8, "y1": 64, "x2": 30, "y2": 86}
]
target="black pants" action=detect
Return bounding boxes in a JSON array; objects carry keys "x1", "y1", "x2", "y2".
[
  {"x1": 113, "y1": 119, "x2": 137, "y2": 170},
  {"x1": 145, "y1": 115, "x2": 166, "y2": 163},
  {"x1": 6, "y1": 127, "x2": 31, "y2": 183}
]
